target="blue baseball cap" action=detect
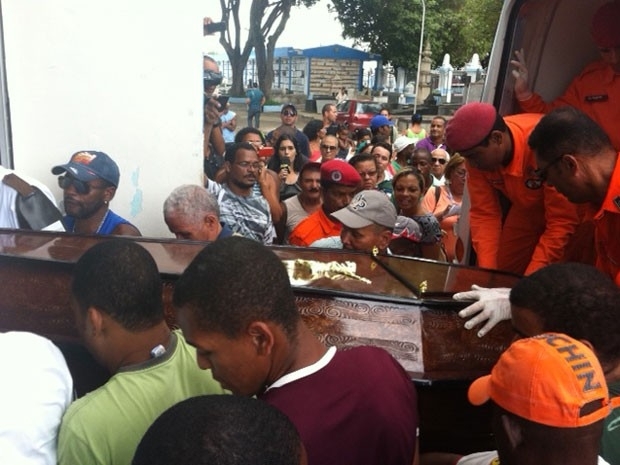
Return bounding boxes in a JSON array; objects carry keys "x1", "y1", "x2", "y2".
[
  {"x1": 370, "y1": 114, "x2": 394, "y2": 131},
  {"x1": 52, "y1": 151, "x2": 120, "y2": 187}
]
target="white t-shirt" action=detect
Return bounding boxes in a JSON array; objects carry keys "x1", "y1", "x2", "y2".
[
  {"x1": 457, "y1": 450, "x2": 610, "y2": 465},
  {"x1": 0, "y1": 331, "x2": 73, "y2": 465}
]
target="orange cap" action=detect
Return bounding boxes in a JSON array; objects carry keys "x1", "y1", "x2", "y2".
[{"x1": 468, "y1": 333, "x2": 610, "y2": 428}]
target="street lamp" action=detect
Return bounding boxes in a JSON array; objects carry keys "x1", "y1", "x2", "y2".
[{"x1": 413, "y1": 0, "x2": 426, "y2": 114}]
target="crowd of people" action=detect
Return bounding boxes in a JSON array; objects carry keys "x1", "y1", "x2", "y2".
[{"x1": 2, "y1": 3, "x2": 620, "y2": 465}]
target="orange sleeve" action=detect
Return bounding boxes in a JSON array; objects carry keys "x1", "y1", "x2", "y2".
[
  {"x1": 518, "y1": 68, "x2": 587, "y2": 115},
  {"x1": 466, "y1": 166, "x2": 502, "y2": 270},
  {"x1": 288, "y1": 220, "x2": 310, "y2": 246},
  {"x1": 523, "y1": 184, "x2": 580, "y2": 274}
]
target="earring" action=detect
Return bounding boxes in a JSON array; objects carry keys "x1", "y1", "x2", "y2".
[{"x1": 372, "y1": 246, "x2": 379, "y2": 256}]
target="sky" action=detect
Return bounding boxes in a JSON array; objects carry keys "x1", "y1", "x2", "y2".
[{"x1": 204, "y1": 0, "x2": 356, "y2": 56}]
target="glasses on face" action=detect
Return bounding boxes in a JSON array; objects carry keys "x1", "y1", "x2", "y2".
[
  {"x1": 235, "y1": 161, "x2": 261, "y2": 170},
  {"x1": 431, "y1": 157, "x2": 447, "y2": 165},
  {"x1": 204, "y1": 70, "x2": 223, "y2": 87},
  {"x1": 321, "y1": 144, "x2": 338, "y2": 151},
  {"x1": 58, "y1": 175, "x2": 106, "y2": 195},
  {"x1": 454, "y1": 168, "x2": 467, "y2": 178},
  {"x1": 525, "y1": 155, "x2": 564, "y2": 190},
  {"x1": 281, "y1": 110, "x2": 297, "y2": 117}
]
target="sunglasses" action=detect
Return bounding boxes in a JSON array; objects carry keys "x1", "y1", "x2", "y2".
[
  {"x1": 321, "y1": 144, "x2": 338, "y2": 151},
  {"x1": 58, "y1": 175, "x2": 106, "y2": 195},
  {"x1": 281, "y1": 110, "x2": 297, "y2": 117},
  {"x1": 525, "y1": 155, "x2": 564, "y2": 190},
  {"x1": 431, "y1": 157, "x2": 447, "y2": 165}
]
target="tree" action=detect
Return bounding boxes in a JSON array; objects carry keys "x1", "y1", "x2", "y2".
[
  {"x1": 328, "y1": 0, "x2": 502, "y2": 70},
  {"x1": 213, "y1": 0, "x2": 318, "y2": 98}
]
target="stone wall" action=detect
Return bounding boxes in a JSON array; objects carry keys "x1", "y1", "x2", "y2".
[{"x1": 309, "y1": 57, "x2": 360, "y2": 97}]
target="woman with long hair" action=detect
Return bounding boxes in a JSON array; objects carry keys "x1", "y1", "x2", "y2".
[
  {"x1": 302, "y1": 119, "x2": 326, "y2": 162},
  {"x1": 267, "y1": 134, "x2": 308, "y2": 201}
]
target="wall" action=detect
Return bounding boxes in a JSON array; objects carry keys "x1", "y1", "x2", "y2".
[
  {"x1": 2, "y1": 0, "x2": 205, "y2": 237},
  {"x1": 309, "y1": 57, "x2": 359, "y2": 97}
]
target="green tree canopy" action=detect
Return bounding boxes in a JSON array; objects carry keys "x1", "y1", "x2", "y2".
[{"x1": 328, "y1": 0, "x2": 502, "y2": 69}]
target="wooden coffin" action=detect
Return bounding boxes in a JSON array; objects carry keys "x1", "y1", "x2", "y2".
[{"x1": 0, "y1": 229, "x2": 519, "y2": 454}]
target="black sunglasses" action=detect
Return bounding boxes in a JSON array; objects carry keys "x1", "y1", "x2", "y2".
[
  {"x1": 58, "y1": 175, "x2": 106, "y2": 195},
  {"x1": 431, "y1": 157, "x2": 447, "y2": 165},
  {"x1": 281, "y1": 110, "x2": 297, "y2": 117}
]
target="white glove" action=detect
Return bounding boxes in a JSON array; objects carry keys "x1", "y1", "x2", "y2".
[{"x1": 453, "y1": 285, "x2": 512, "y2": 338}]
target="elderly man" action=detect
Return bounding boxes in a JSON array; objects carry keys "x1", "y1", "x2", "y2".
[
  {"x1": 319, "y1": 134, "x2": 340, "y2": 162},
  {"x1": 288, "y1": 160, "x2": 361, "y2": 247},
  {"x1": 206, "y1": 142, "x2": 278, "y2": 244},
  {"x1": 173, "y1": 236, "x2": 419, "y2": 465},
  {"x1": 333, "y1": 190, "x2": 397, "y2": 254},
  {"x1": 163, "y1": 185, "x2": 233, "y2": 241},
  {"x1": 57, "y1": 239, "x2": 224, "y2": 465},
  {"x1": 445, "y1": 102, "x2": 579, "y2": 276},
  {"x1": 430, "y1": 148, "x2": 449, "y2": 186},
  {"x1": 52, "y1": 150, "x2": 140, "y2": 235}
]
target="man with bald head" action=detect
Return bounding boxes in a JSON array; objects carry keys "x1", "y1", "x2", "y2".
[{"x1": 430, "y1": 148, "x2": 449, "y2": 186}]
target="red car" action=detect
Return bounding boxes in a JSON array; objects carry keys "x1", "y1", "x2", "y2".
[{"x1": 335, "y1": 99, "x2": 383, "y2": 131}]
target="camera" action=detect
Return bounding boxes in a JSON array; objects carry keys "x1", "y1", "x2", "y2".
[{"x1": 204, "y1": 21, "x2": 226, "y2": 35}]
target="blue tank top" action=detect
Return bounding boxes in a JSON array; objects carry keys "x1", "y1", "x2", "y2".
[{"x1": 63, "y1": 210, "x2": 134, "y2": 235}]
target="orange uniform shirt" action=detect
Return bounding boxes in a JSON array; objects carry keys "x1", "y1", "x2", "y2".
[
  {"x1": 467, "y1": 114, "x2": 580, "y2": 275},
  {"x1": 519, "y1": 60, "x2": 620, "y2": 151},
  {"x1": 590, "y1": 155, "x2": 620, "y2": 286},
  {"x1": 288, "y1": 207, "x2": 341, "y2": 247}
]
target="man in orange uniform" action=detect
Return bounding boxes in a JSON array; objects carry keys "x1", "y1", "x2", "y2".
[
  {"x1": 512, "y1": 1, "x2": 620, "y2": 150},
  {"x1": 445, "y1": 102, "x2": 579, "y2": 275},
  {"x1": 289, "y1": 160, "x2": 361, "y2": 247},
  {"x1": 528, "y1": 107, "x2": 620, "y2": 286}
]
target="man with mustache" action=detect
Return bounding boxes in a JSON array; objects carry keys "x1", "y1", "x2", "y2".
[
  {"x1": 279, "y1": 162, "x2": 322, "y2": 244},
  {"x1": 52, "y1": 150, "x2": 140, "y2": 236},
  {"x1": 206, "y1": 142, "x2": 276, "y2": 244}
]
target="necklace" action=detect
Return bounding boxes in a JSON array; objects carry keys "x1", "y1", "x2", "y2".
[{"x1": 72, "y1": 209, "x2": 109, "y2": 234}]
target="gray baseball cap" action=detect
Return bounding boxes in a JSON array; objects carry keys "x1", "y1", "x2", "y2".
[{"x1": 332, "y1": 190, "x2": 397, "y2": 229}]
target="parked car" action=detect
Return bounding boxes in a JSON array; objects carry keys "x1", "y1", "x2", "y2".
[{"x1": 336, "y1": 99, "x2": 383, "y2": 131}]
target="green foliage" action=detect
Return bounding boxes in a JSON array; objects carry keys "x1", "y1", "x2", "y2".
[{"x1": 328, "y1": 0, "x2": 502, "y2": 69}]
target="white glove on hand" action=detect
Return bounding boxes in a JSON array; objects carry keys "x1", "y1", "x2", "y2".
[
  {"x1": 453, "y1": 285, "x2": 512, "y2": 338},
  {"x1": 510, "y1": 49, "x2": 533, "y2": 101}
]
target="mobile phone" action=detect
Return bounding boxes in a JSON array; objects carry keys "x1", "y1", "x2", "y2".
[
  {"x1": 216, "y1": 95, "x2": 229, "y2": 109},
  {"x1": 258, "y1": 146, "x2": 274, "y2": 158},
  {"x1": 204, "y1": 21, "x2": 227, "y2": 35}
]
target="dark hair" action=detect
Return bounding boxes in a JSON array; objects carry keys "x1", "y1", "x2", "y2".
[
  {"x1": 411, "y1": 113, "x2": 423, "y2": 124},
  {"x1": 72, "y1": 239, "x2": 163, "y2": 331},
  {"x1": 392, "y1": 168, "x2": 426, "y2": 193},
  {"x1": 528, "y1": 107, "x2": 612, "y2": 163},
  {"x1": 235, "y1": 127, "x2": 265, "y2": 144},
  {"x1": 349, "y1": 152, "x2": 379, "y2": 170},
  {"x1": 353, "y1": 127, "x2": 372, "y2": 142},
  {"x1": 302, "y1": 119, "x2": 324, "y2": 142},
  {"x1": 510, "y1": 263, "x2": 620, "y2": 368},
  {"x1": 472, "y1": 111, "x2": 507, "y2": 149},
  {"x1": 412, "y1": 146, "x2": 432, "y2": 162},
  {"x1": 371, "y1": 141, "x2": 393, "y2": 155},
  {"x1": 225, "y1": 142, "x2": 256, "y2": 164},
  {"x1": 173, "y1": 237, "x2": 299, "y2": 338},
  {"x1": 132, "y1": 395, "x2": 303, "y2": 465},
  {"x1": 268, "y1": 134, "x2": 307, "y2": 173},
  {"x1": 321, "y1": 103, "x2": 336, "y2": 115}
]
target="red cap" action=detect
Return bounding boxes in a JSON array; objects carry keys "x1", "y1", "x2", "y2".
[
  {"x1": 591, "y1": 1, "x2": 620, "y2": 48},
  {"x1": 320, "y1": 159, "x2": 361, "y2": 186},
  {"x1": 445, "y1": 103, "x2": 497, "y2": 152}
]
